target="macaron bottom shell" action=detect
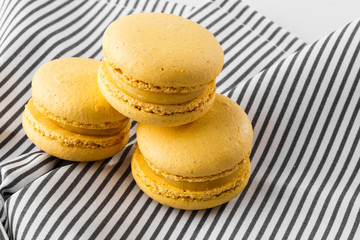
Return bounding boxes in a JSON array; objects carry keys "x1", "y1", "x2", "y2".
[
  {"x1": 22, "y1": 100, "x2": 130, "y2": 162},
  {"x1": 131, "y1": 147, "x2": 251, "y2": 210},
  {"x1": 98, "y1": 61, "x2": 216, "y2": 127}
]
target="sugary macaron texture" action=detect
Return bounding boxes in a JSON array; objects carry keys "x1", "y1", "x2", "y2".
[
  {"x1": 102, "y1": 13, "x2": 223, "y2": 88},
  {"x1": 99, "y1": 13, "x2": 224, "y2": 126},
  {"x1": 32, "y1": 58, "x2": 127, "y2": 126},
  {"x1": 132, "y1": 94, "x2": 253, "y2": 209},
  {"x1": 23, "y1": 58, "x2": 130, "y2": 161}
]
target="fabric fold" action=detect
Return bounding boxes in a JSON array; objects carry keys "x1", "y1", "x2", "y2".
[{"x1": 1, "y1": 0, "x2": 359, "y2": 239}]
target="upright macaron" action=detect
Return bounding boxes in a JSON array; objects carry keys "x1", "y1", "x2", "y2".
[
  {"x1": 98, "y1": 13, "x2": 224, "y2": 126},
  {"x1": 132, "y1": 94, "x2": 253, "y2": 210},
  {"x1": 22, "y1": 58, "x2": 130, "y2": 161}
]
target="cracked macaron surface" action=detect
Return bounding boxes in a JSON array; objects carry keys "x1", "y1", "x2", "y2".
[
  {"x1": 99, "y1": 13, "x2": 224, "y2": 126},
  {"x1": 132, "y1": 94, "x2": 253, "y2": 210},
  {"x1": 22, "y1": 58, "x2": 130, "y2": 162}
]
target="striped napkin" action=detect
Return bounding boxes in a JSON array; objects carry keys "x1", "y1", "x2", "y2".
[{"x1": 1, "y1": 0, "x2": 359, "y2": 239}]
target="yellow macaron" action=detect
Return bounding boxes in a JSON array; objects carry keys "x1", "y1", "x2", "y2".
[
  {"x1": 98, "y1": 13, "x2": 224, "y2": 126},
  {"x1": 131, "y1": 94, "x2": 253, "y2": 210},
  {"x1": 22, "y1": 58, "x2": 130, "y2": 161}
]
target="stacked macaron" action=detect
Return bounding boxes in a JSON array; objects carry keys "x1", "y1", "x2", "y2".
[
  {"x1": 132, "y1": 94, "x2": 253, "y2": 209},
  {"x1": 23, "y1": 58, "x2": 130, "y2": 161},
  {"x1": 98, "y1": 13, "x2": 223, "y2": 126},
  {"x1": 98, "y1": 13, "x2": 253, "y2": 209},
  {"x1": 22, "y1": 13, "x2": 253, "y2": 209}
]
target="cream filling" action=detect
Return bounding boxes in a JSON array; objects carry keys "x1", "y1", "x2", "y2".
[
  {"x1": 103, "y1": 60, "x2": 214, "y2": 104},
  {"x1": 24, "y1": 101, "x2": 129, "y2": 148},
  {"x1": 32, "y1": 98, "x2": 128, "y2": 136},
  {"x1": 132, "y1": 147, "x2": 250, "y2": 199},
  {"x1": 147, "y1": 159, "x2": 246, "y2": 182},
  {"x1": 99, "y1": 65, "x2": 216, "y2": 116}
]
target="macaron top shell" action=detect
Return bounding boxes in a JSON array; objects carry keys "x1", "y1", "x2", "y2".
[
  {"x1": 136, "y1": 93, "x2": 253, "y2": 178},
  {"x1": 102, "y1": 13, "x2": 224, "y2": 88},
  {"x1": 32, "y1": 58, "x2": 127, "y2": 125}
]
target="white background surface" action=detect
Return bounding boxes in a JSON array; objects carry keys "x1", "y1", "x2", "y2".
[
  {"x1": 242, "y1": 0, "x2": 360, "y2": 43},
  {"x1": 178, "y1": 0, "x2": 360, "y2": 43}
]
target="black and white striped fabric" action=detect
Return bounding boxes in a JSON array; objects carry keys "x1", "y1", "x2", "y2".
[{"x1": 1, "y1": 0, "x2": 359, "y2": 239}]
